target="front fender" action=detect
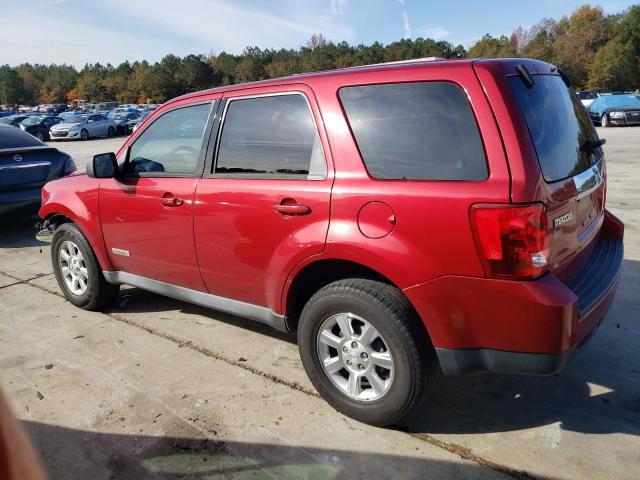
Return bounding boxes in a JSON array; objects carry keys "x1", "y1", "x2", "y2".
[{"x1": 39, "y1": 177, "x2": 113, "y2": 272}]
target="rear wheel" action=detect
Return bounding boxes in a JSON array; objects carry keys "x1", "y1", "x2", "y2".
[
  {"x1": 35, "y1": 131, "x2": 45, "y2": 141},
  {"x1": 601, "y1": 114, "x2": 610, "y2": 127},
  {"x1": 298, "y1": 278, "x2": 436, "y2": 426},
  {"x1": 52, "y1": 223, "x2": 119, "y2": 310},
  {"x1": 80, "y1": 129, "x2": 89, "y2": 141}
]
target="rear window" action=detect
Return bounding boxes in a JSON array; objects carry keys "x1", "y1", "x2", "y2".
[
  {"x1": 0, "y1": 124, "x2": 43, "y2": 149},
  {"x1": 509, "y1": 75, "x2": 597, "y2": 182},
  {"x1": 339, "y1": 82, "x2": 487, "y2": 180}
]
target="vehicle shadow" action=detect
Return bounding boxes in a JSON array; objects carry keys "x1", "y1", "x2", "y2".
[
  {"x1": 22, "y1": 421, "x2": 496, "y2": 480},
  {"x1": 0, "y1": 210, "x2": 45, "y2": 249},
  {"x1": 402, "y1": 258, "x2": 640, "y2": 438}
]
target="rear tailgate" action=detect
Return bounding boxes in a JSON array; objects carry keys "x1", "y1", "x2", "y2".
[{"x1": 0, "y1": 146, "x2": 55, "y2": 192}]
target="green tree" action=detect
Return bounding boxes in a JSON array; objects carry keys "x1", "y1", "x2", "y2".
[
  {"x1": 0, "y1": 65, "x2": 26, "y2": 104},
  {"x1": 588, "y1": 39, "x2": 639, "y2": 90},
  {"x1": 468, "y1": 34, "x2": 517, "y2": 57}
]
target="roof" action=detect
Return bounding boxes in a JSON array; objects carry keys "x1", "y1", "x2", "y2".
[{"x1": 170, "y1": 57, "x2": 475, "y2": 103}]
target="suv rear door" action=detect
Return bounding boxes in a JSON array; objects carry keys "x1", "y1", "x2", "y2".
[{"x1": 193, "y1": 85, "x2": 333, "y2": 311}]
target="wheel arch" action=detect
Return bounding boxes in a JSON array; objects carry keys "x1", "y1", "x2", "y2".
[{"x1": 283, "y1": 258, "x2": 429, "y2": 337}]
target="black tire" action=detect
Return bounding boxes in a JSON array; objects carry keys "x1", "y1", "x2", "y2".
[
  {"x1": 36, "y1": 131, "x2": 45, "y2": 141},
  {"x1": 601, "y1": 114, "x2": 610, "y2": 127},
  {"x1": 298, "y1": 278, "x2": 437, "y2": 426},
  {"x1": 107, "y1": 126, "x2": 115, "y2": 137},
  {"x1": 80, "y1": 129, "x2": 89, "y2": 141},
  {"x1": 51, "y1": 223, "x2": 119, "y2": 310}
]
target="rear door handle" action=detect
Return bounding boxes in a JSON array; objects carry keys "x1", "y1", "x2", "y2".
[
  {"x1": 160, "y1": 193, "x2": 183, "y2": 207},
  {"x1": 273, "y1": 200, "x2": 311, "y2": 216}
]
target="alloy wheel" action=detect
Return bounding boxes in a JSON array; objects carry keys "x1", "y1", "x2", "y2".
[
  {"x1": 58, "y1": 240, "x2": 89, "y2": 296},
  {"x1": 316, "y1": 313, "x2": 394, "y2": 401}
]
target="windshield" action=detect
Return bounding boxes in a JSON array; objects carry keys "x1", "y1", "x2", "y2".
[
  {"x1": 602, "y1": 95, "x2": 640, "y2": 107},
  {"x1": 509, "y1": 74, "x2": 598, "y2": 182},
  {"x1": 65, "y1": 115, "x2": 88, "y2": 123},
  {"x1": 21, "y1": 117, "x2": 43, "y2": 126}
]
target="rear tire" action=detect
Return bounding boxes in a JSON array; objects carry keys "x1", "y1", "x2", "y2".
[
  {"x1": 36, "y1": 132, "x2": 45, "y2": 141},
  {"x1": 51, "y1": 223, "x2": 119, "y2": 310},
  {"x1": 298, "y1": 278, "x2": 436, "y2": 426},
  {"x1": 601, "y1": 114, "x2": 610, "y2": 127}
]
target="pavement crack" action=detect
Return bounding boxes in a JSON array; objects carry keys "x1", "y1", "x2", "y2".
[
  {"x1": 12, "y1": 272, "x2": 537, "y2": 479},
  {"x1": 0, "y1": 272, "x2": 53, "y2": 289}
]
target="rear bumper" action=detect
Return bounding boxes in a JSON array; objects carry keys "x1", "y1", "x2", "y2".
[
  {"x1": 0, "y1": 187, "x2": 42, "y2": 213},
  {"x1": 404, "y1": 210, "x2": 624, "y2": 375}
]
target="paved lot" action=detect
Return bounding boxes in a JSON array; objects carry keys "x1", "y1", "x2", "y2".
[{"x1": 0, "y1": 128, "x2": 638, "y2": 479}]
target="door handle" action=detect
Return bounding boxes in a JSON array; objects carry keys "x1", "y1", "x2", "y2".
[
  {"x1": 160, "y1": 193, "x2": 183, "y2": 207},
  {"x1": 273, "y1": 200, "x2": 311, "y2": 216}
]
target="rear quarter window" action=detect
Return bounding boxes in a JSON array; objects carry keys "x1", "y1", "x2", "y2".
[{"x1": 339, "y1": 82, "x2": 488, "y2": 181}]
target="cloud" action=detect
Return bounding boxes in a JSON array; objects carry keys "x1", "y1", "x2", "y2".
[
  {"x1": 397, "y1": 0, "x2": 405, "y2": 5},
  {"x1": 330, "y1": 0, "x2": 348, "y2": 15},
  {"x1": 418, "y1": 24, "x2": 451, "y2": 40},
  {"x1": 402, "y1": 11, "x2": 412, "y2": 39},
  {"x1": 1, "y1": 0, "x2": 355, "y2": 66}
]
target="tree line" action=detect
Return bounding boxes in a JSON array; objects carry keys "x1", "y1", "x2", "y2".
[{"x1": 0, "y1": 4, "x2": 638, "y2": 106}]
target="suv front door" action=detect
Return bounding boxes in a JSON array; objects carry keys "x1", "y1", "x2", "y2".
[
  {"x1": 194, "y1": 86, "x2": 333, "y2": 312},
  {"x1": 99, "y1": 100, "x2": 216, "y2": 290}
]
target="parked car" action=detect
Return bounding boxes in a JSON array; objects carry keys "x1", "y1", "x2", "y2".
[
  {"x1": 36, "y1": 58, "x2": 624, "y2": 426},
  {"x1": 19, "y1": 115, "x2": 62, "y2": 141},
  {"x1": 0, "y1": 115, "x2": 29, "y2": 126},
  {"x1": 0, "y1": 124, "x2": 76, "y2": 214},
  {"x1": 576, "y1": 90, "x2": 599, "y2": 107},
  {"x1": 588, "y1": 93, "x2": 640, "y2": 126},
  {"x1": 130, "y1": 109, "x2": 152, "y2": 133},
  {"x1": 49, "y1": 114, "x2": 116, "y2": 140},
  {"x1": 113, "y1": 112, "x2": 140, "y2": 134}
]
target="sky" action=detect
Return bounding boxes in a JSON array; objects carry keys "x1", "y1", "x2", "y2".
[{"x1": 1, "y1": 0, "x2": 637, "y2": 67}]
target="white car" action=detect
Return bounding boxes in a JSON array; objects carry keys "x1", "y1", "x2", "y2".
[
  {"x1": 49, "y1": 114, "x2": 117, "y2": 141},
  {"x1": 577, "y1": 91, "x2": 599, "y2": 108}
]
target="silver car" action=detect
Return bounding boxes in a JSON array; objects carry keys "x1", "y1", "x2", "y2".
[{"x1": 49, "y1": 114, "x2": 116, "y2": 141}]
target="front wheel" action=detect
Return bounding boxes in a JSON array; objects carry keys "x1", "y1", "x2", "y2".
[
  {"x1": 107, "y1": 126, "x2": 115, "y2": 137},
  {"x1": 298, "y1": 279, "x2": 436, "y2": 426},
  {"x1": 80, "y1": 129, "x2": 89, "y2": 141},
  {"x1": 52, "y1": 223, "x2": 119, "y2": 310},
  {"x1": 601, "y1": 114, "x2": 610, "y2": 127},
  {"x1": 36, "y1": 131, "x2": 45, "y2": 141}
]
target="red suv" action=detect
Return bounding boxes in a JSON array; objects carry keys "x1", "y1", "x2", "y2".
[{"x1": 37, "y1": 58, "x2": 624, "y2": 426}]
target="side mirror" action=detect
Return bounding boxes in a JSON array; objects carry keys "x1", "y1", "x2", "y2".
[{"x1": 87, "y1": 152, "x2": 118, "y2": 178}]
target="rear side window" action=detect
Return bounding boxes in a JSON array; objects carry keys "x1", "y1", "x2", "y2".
[
  {"x1": 508, "y1": 75, "x2": 596, "y2": 182},
  {"x1": 215, "y1": 94, "x2": 326, "y2": 179},
  {"x1": 339, "y1": 82, "x2": 487, "y2": 180}
]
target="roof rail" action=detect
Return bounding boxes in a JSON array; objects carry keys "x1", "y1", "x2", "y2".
[{"x1": 290, "y1": 56, "x2": 447, "y2": 77}]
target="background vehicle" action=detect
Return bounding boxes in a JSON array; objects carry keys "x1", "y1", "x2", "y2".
[
  {"x1": 588, "y1": 94, "x2": 640, "y2": 126},
  {"x1": 19, "y1": 115, "x2": 62, "y2": 141},
  {"x1": 113, "y1": 112, "x2": 140, "y2": 134},
  {"x1": 130, "y1": 109, "x2": 152, "y2": 132},
  {"x1": 0, "y1": 115, "x2": 29, "y2": 126},
  {"x1": 38, "y1": 58, "x2": 623, "y2": 426},
  {"x1": 49, "y1": 114, "x2": 116, "y2": 140},
  {"x1": 577, "y1": 90, "x2": 599, "y2": 107},
  {"x1": 0, "y1": 124, "x2": 75, "y2": 214}
]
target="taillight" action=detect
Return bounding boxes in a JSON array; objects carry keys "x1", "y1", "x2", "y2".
[{"x1": 470, "y1": 203, "x2": 549, "y2": 280}]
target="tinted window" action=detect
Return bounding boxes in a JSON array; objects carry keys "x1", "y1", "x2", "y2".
[
  {"x1": 339, "y1": 82, "x2": 487, "y2": 180},
  {"x1": 509, "y1": 75, "x2": 597, "y2": 182},
  {"x1": 127, "y1": 103, "x2": 211, "y2": 174},
  {"x1": 0, "y1": 124, "x2": 43, "y2": 148},
  {"x1": 215, "y1": 94, "x2": 326, "y2": 178}
]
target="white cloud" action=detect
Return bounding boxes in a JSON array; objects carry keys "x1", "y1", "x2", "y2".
[
  {"x1": 402, "y1": 11, "x2": 412, "y2": 39},
  {"x1": 397, "y1": 0, "x2": 405, "y2": 5},
  {"x1": 418, "y1": 24, "x2": 451, "y2": 40},
  {"x1": 1, "y1": 0, "x2": 355, "y2": 66},
  {"x1": 330, "y1": 0, "x2": 348, "y2": 15}
]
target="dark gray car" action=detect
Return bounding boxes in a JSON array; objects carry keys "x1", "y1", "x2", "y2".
[{"x1": 0, "y1": 124, "x2": 76, "y2": 213}]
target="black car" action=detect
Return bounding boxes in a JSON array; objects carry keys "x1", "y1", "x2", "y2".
[
  {"x1": 0, "y1": 115, "x2": 29, "y2": 127},
  {"x1": 19, "y1": 116, "x2": 63, "y2": 141},
  {"x1": 0, "y1": 124, "x2": 76, "y2": 214}
]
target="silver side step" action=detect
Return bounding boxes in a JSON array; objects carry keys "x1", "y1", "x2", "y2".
[{"x1": 103, "y1": 271, "x2": 288, "y2": 332}]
